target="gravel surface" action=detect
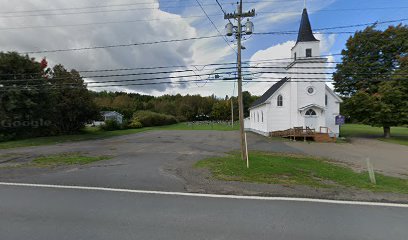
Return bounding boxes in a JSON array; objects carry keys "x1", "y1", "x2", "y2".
[{"x1": 0, "y1": 130, "x2": 407, "y2": 202}]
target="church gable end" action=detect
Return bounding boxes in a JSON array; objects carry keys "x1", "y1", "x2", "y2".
[{"x1": 250, "y1": 77, "x2": 289, "y2": 109}]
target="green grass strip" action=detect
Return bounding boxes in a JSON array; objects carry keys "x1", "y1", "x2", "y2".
[{"x1": 196, "y1": 152, "x2": 408, "y2": 194}]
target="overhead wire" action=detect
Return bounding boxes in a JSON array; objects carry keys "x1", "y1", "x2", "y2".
[
  {"x1": 194, "y1": 0, "x2": 237, "y2": 54},
  {"x1": 21, "y1": 35, "x2": 220, "y2": 54},
  {"x1": 1, "y1": 77, "x2": 406, "y2": 93},
  {"x1": 2, "y1": 68, "x2": 406, "y2": 83}
]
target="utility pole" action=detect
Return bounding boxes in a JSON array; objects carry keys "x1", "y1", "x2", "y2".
[
  {"x1": 225, "y1": 1, "x2": 255, "y2": 160},
  {"x1": 231, "y1": 98, "x2": 234, "y2": 127}
]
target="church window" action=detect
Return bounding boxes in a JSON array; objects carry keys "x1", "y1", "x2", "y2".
[
  {"x1": 306, "y1": 48, "x2": 312, "y2": 57},
  {"x1": 325, "y1": 94, "x2": 328, "y2": 106},
  {"x1": 307, "y1": 86, "x2": 315, "y2": 95},
  {"x1": 257, "y1": 112, "x2": 259, "y2": 122},
  {"x1": 277, "y1": 95, "x2": 283, "y2": 107},
  {"x1": 305, "y1": 109, "x2": 317, "y2": 116},
  {"x1": 294, "y1": 52, "x2": 297, "y2": 60},
  {"x1": 261, "y1": 111, "x2": 264, "y2": 122}
]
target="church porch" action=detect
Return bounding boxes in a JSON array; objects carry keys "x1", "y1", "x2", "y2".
[{"x1": 270, "y1": 126, "x2": 336, "y2": 143}]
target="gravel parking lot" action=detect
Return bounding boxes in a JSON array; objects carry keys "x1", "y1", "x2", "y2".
[{"x1": 0, "y1": 130, "x2": 407, "y2": 202}]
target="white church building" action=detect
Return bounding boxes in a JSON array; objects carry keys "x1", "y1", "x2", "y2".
[{"x1": 245, "y1": 8, "x2": 342, "y2": 138}]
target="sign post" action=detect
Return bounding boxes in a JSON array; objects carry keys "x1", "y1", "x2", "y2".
[
  {"x1": 335, "y1": 115, "x2": 345, "y2": 137},
  {"x1": 335, "y1": 115, "x2": 345, "y2": 126}
]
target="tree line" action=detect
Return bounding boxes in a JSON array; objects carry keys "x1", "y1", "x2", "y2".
[
  {"x1": 92, "y1": 91, "x2": 257, "y2": 122},
  {"x1": 0, "y1": 52, "x2": 257, "y2": 141}
]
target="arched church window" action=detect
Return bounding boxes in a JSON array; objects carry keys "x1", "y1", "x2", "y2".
[
  {"x1": 305, "y1": 109, "x2": 317, "y2": 116},
  {"x1": 257, "y1": 112, "x2": 259, "y2": 122},
  {"x1": 261, "y1": 111, "x2": 264, "y2": 122},
  {"x1": 277, "y1": 95, "x2": 283, "y2": 106},
  {"x1": 325, "y1": 94, "x2": 328, "y2": 106}
]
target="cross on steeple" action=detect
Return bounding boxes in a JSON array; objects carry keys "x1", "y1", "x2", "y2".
[{"x1": 304, "y1": 0, "x2": 307, "y2": 9}]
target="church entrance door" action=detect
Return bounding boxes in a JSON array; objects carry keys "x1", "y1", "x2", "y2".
[{"x1": 304, "y1": 109, "x2": 318, "y2": 130}]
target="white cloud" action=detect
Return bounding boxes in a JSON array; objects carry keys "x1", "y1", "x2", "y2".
[
  {"x1": 245, "y1": 41, "x2": 294, "y2": 95},
  {"x1": 0, "y1": 0, "x2": 339, "y2": 96},
  {"x1": 0, "y1": 0, "x2": 198, "y2": 93},
  {"x1": 315, "y1": 33, "x2": 337, "y2": 53}
]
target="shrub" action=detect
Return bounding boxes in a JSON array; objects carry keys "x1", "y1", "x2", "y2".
[
  {"x1": 100, "y1": 120, "x2": 121, "y2": 131},
  {"x1": 132, "y1": 111, "x2": 177, "y2": 127},
  {"x1": 129, "y1": 120, "x2": 143, "y2": 129}
]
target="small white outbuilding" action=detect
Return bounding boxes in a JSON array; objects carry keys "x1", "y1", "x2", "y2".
[{"x1": 101, "y1": 111, "x2": 123, "y2": 124}]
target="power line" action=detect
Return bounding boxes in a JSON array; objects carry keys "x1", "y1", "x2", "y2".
[
  {"x1": 15, "y1": 34, "x2": 345, "y2": 54},
  {"x1": 2, "y1": 68, "x2": 406, "y2": 85},
  {"x1": 0, "y1": 1, "x2": 242, "y2": 15},
  {"x1": 2, "y1": 5, "x2": 408, "y2": 19},
  {"x1": 258, "y1": 6, "x2": 408, "y2": 15},
  {"x1": 6, "y1": 8, "x2": 404, "y2": 55},
  {"x1": 194, "y1": 0, "x2": 237, "y2": 54},
  {"x1": 3, "y1": 68, "x2": 407, "y2": 83},
  {"x1": 1, "y1": 77, "x2": 405, "y2": 92},
  {"x1": 0, "y1": 59, "x2": 345, "y2": 77},
  {"x1": 21, "y1": 35, "x2": 220, "y2": 54},
  {"x1": 0, "y1": 15, "x2": 213, "y2": 31},
  {"x1": 0, "y1": 69, "x2": 238, "y2": 83},
  {"x1": 254, "y1": 18, "x2": 408, "y2": 36},
  {"x1": 0, "y1": 4, "x2": 220, "y2": 18},
  {"x1": 2, "y1": 14, "x2": 405, "y2": 34}
]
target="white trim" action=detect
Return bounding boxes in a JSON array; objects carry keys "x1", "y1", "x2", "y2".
[
  {"x1": 249, "y1": 101, "x2": 269, "y2": 110},
  {"x1": 0, "y1": 182, "x2": 407, "y2": 208},
  {"x1": 299, "y1": 104, "x2": 325, "y2": 111},
  {"x1": 325, "y1": 85, "x2": 343, "y2": 102}
]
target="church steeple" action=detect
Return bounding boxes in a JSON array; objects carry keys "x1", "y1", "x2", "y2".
[{"x1": 297, "y1": 8, "x2": 318, "y2": 43}]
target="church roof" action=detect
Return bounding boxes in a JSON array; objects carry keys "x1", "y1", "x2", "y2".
[
  {"x1": 250, "y1": 77, "x2": 289, "y2": 108},
  {"x1": 297, "y1": 8, "x2": 318, "y2": 43}
]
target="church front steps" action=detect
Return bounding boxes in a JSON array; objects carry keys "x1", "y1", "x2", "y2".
[
  {"x1": 270, "y1": 128, "x2": 336, "y2": 143},
  {"x1": 314, "y1": 133, "x2": 336, "y2": 143}
]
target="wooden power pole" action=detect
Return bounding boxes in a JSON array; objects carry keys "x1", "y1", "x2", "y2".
[{"x1": 224, "y1": 1, "x2": 255, "y2": 160}]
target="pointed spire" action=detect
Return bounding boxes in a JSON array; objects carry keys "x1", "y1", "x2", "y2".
[{"x1": 297, "y1": 8, "x2": 318, "y2": 43}]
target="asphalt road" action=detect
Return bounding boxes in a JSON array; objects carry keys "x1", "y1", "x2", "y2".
[{"x1": 0, "y1": 185, "x2": 407, "y2": 240}]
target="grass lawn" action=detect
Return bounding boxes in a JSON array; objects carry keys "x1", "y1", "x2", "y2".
[
  {"x1": 0, "y1": 122, "x2": 238, "y2": 150},
  {"x1": 341, "y1": 124, "x2": 408, "y2": 146},
  {"x1": 195, "y1": 152, "x2": 408, "y2": 194}
]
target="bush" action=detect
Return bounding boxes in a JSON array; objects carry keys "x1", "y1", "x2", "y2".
[
  {"x1": 100, "y1": 120, "x2": 122, "y2": 131},
  {"x1": 129, "y1": 120, "x2": 143, "y2": 129},
  {"x1": 132, "y1": 111, "x2": 177, "y2": 127}
]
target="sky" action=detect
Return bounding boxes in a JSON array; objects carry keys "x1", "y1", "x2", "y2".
[{"x1": 0, "y1": 0, "x2": 407, "y2": 97}]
